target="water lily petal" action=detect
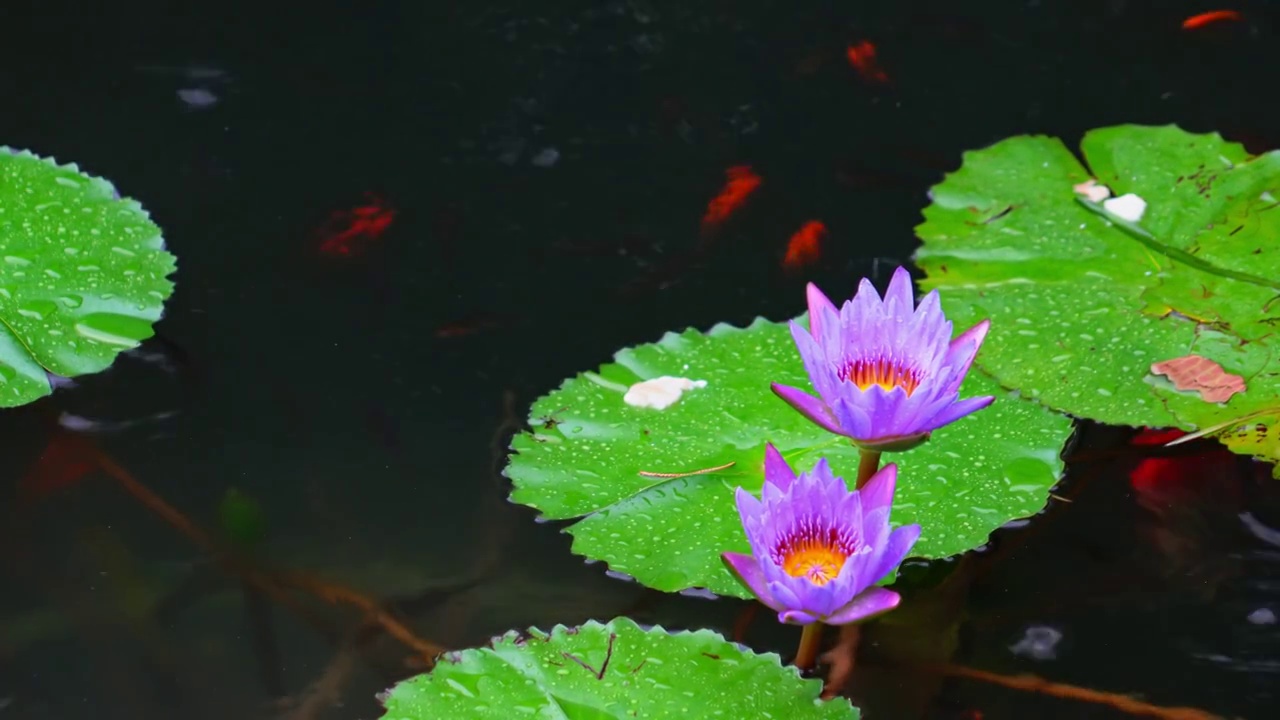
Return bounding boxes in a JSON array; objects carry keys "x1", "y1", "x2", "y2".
[
  {"x1": 940, "y1": 319, "x2": 990, "y2": 393},
  {"x1": 825, "y1": 587, "x2": 901, "y2": 626},
  {"x1": 779, "y1": 609, "x2": 820, "y2": 626},
  {"x1": 767, "y1": 580, "x2": 808, "y2": 615},
  {"x1": 921, "y1": 394, "x2": 995, "y2": 432},
  {"x1": 858, "y1": 463, "x2": 898, "y2": 517},
  {"x1": 869, "y1": 524, "x2": 923, "y2": 585},
  {"x1": 883, "y1": 266, "x2": 916, "y2": 320},
  {"x1": 950, "y1": 318, "x2": 990, "y2": 354},
  {"x1": 762, "y1": 443, "x2": 797, "y2": 490},
  {"x1": 771, "y1": 383, "x2": 844, "y2": 435},
  {"x1": 805, "y1": 283, "x2": 840, "y2": 341},
  {"x1": 829, "y1": 396, "x2": 875, "y2": 440},
  {"x1": 734, "y1": 485, "x2": 764, "y2": 522},
  {"x1": 721, "y1": 552, "x2": 780, "y2": 609}
]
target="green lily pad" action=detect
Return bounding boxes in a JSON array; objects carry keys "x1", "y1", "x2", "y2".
[
  {"x1": 0, "y1": 148, "x2": 176, "y2": 406},
  {"x1": 378, "y1": 617, "x2": 858, "y2": 719},
  {"x1": 913, "y1": 124, "x2": 1280, "y2": 472},
  {"x1": 505, "y1": 317, "x2": 1071, "y2": 597}
]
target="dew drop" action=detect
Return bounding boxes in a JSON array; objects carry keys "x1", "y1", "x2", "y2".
[
  {"x1": 17, "y1": 299, "x2": 58, "y2": 320},
  {"x1": 74, "y1": 312, "x2": 152, "y2": 347}
]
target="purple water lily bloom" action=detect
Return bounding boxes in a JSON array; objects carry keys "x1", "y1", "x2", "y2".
[
  {"x1": 772, "y1": 266, "x2": 994, "y2": 451},
  {"x1": 721, "y1": 445, "x2": 921, "y2": 626}
]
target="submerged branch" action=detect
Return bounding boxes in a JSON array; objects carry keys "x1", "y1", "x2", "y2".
[
  {"x1": 93, "y1": 445, "x2": 448, "y2": 667},
  {"x1": 931, "y1": 662, "x2": 1221, "y2": 720}
]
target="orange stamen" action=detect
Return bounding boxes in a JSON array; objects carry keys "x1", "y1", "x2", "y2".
[
  {"x1": 776, "y1": 524, "x2": 856, "y2": 586},
  {"x1": 841, "y1": 357, "x2": 921, "y2": 395}
]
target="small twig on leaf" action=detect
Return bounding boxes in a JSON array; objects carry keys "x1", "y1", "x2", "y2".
[{"x1": 638, "y1": 461, "x2": 736, "y2": 478}]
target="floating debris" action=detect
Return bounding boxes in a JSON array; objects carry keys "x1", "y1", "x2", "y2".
[
  {"x1": 623, "y1": 376, "x2": 707, "y2": 410},
  {"x1": 1072, "y1": 178, "x2": 1111, "y2": 203}
]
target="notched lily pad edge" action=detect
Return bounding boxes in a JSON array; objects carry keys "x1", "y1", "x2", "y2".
[
  {"x1": 0, "y1": 147, "x2": 177, "y2": 406},
  {"x1": 1, "y1": 145, "x2": 175, "y2": 254},
  {"x1": 377, "y1": 617, "x2": 850, "y2": 712}
]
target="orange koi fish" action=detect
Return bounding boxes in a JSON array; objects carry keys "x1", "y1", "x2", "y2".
[
  {"x1": 782, "y1": 220, "x2": 827, "y2": 274},
  {"x1": 700, "y1": 165, "x2": 761, "y2": 234},
  {"x1": 1181, "y1": 10, "x2": 1242, "y2": 29}
]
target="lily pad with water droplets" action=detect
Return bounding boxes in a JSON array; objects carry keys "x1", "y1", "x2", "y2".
[
  {"x1": 0, "y1": 148, "x2": 175, "y2": 406},
  {"x1": 505, "y1": 317, "x2": 1071, "y2": 597},
  {"x1": 914, "y1": 124, "x2": 1280, "y2": 472},
  {"x1": 378, "y1": 616, "x2": 858, "y2": 719}
]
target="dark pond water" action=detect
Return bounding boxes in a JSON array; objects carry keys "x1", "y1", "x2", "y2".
[{"x1": 2, "y1": 1, "x2": 1279, "y2": 718}]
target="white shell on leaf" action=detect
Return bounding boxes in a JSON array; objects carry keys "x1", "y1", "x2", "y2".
[
  {"x1": 623, "y1": 376, "x2": 707, "y2": 410},
  {"x1": 1103, "y1": 193, "x2": 1147, "y2": 222},
  {"x1": 1072, "y1": 178, "x2": 1111, "y2": 203}
]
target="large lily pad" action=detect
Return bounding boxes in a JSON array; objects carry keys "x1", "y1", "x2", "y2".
[
  {"x1": 913, "y1": 124, "x2": 1280, "y2": 471},
  {"x1": 0, "y1": 148, "x2": 176, "y2": 406},
  {"x1": 506, "y1": 317, "x2": 1071, "y2": 597},
  {"x1": 378, "y1": 617, "x2": 858, "y2": 719}
]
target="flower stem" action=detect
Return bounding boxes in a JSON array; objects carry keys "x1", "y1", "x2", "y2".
[
  {"x1": 794, "y1": 622, "x2": 824, "y2": 671},
  {"x1": 855, "y1": 449, "x2": 882, "y2": 489}
]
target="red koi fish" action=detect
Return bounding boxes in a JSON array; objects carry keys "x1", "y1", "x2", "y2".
[
  {"x1": 317, "y1": 192, "x2": 397, "y2": 257},
  {"x1": 846, "y1": 41, "x2": 890, "y2": 84}
]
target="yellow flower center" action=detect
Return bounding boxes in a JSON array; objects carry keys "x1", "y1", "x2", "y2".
[
  {"x1": 775, "y1": 522, "x2": 857, "y2": 587},
  {"x1": 840, "y1": 357, "x2": 921, "y2": 395},
  {"x1": 781, "y1": 542, "x2": 846, "y2": 586}
]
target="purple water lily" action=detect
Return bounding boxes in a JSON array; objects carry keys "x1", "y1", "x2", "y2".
[
  {"x1": 721, "y1": 444, "x2": 921, "y2": 626},
  {"x1": 772, "y1": 266, "x2": 994, "y2": 451}
]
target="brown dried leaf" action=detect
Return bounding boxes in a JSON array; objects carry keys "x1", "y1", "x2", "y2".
[{"x1": 1150, "y1": 354, "x2": 1246, "y2": 403}]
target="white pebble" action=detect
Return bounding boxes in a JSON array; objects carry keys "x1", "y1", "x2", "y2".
[
  {"x1": 1103, "y1": 193, "x2": 1147, "y2": 222},
  {"x1": 623, "y1": 376, "x2": 707, "y2": 410}
]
